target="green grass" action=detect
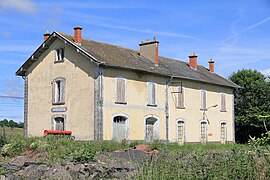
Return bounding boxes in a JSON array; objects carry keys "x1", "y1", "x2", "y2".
[{"x1": 0, "y1": 127, "x2": 23, "y2": 141}]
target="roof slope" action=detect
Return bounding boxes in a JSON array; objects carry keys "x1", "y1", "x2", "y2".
[
  {"x1": 16, "y1": 32, "x2": 238, "y2": 88},
  {"x1": 62, "y1": 33, "x2": 238, "y2": 88}
]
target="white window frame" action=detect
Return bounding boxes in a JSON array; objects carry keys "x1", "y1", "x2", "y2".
[
  {"x1": 52, "y1": 77, "x2": 66, "y2": 104},
  {"x1": 177, "y1": 86, "x2": 185, "y2": 109},
  {"x1": 220, "y1": 93, "x2": 227, "y2": 112},
  {"x1": 199, "y1": 120, "x2": 208, "y2": 143},
  {"x1": 200, "y1": 89, "x2": 207, "y2": 110},
  {"x1": 147, "y1": 82, "x2": 157, "y2": 106},
  {"x1": 220, "y1": 121, "x2": 227, "y2": 144},
  {"x1": 115, "y1": 77, "x2": 127, "y2": 104},
  {"x1": 55, "y1": 47, "x2": 65, "y2": 62},
  {"x1": 51, "y1": 114, "x2": 66, "y2": 130},
  {"x1": 175, "y1": 119, "x2": 186, "y2": 144}
]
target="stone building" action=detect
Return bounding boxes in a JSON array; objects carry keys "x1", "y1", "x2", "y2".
[{"x1": 16, "y1": 27, "x2": 238, "y2": 143}]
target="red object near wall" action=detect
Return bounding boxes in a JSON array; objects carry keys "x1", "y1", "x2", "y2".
[{"x1": 44, "y1": 130, "x2": 72, "y2": 136}]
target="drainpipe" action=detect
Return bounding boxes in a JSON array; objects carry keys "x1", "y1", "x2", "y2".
[{"x1": 165, "y1": 76, "x2": 173, "y2": 144}]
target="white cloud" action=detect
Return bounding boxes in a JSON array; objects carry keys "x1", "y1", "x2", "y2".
[
  {"x1": 0, "y1": 0, "x2": 36, "y2": 14},
  {"x1": 261, "y1": 68, "x2": 270, "y2": 76}
]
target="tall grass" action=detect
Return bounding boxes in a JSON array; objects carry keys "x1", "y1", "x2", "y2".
[{"x1": 136, "y1": 149, "x2": 270, "y2": 179}]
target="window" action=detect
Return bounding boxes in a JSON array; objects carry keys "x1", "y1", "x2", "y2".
[
  {"x1": 115, "y1": 78, "x2": 126, "y2": 104},
  {"x1": 54, "y1": 117, "x2": 64, "y2": 130},
  {"x1": 220, "y1": 93, "x2": 226, "y2": 112},
  {"x1": 112, "y1": 115, "x2": 129, "y2": 141},
  {"x1": 52, "y1": 77, "x2": 66, "y2": 104},
  {"x1": 200, "y1": 121, "x2": 207, "y2": 143},
  {"x1": 145, "y1": 116, "x2": 159, "y2": 142},
  {"x1": 177, "y1": 120, "x2": 185, "y2": 145},
  {"x1": 177, "y1": 86, "x2": 185, "y2": 108},
  {"x1": 200, "y1": 90, "x2": 206, "y2": 110},
  {"x1": 55, "y1": 47, "x2": 64, "y2": 62},
  {"x1": 147, "y1": 82, "x2": 156, "y2": 106},
  {"x1": 221, "y1": 122, "x2": 227, "y2": 144}
]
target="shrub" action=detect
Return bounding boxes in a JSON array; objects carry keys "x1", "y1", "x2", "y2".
[
  {"x1": 1, "y1": 136, "x2": 26, "y2": 156},
  {"x1": 72, "y1": 143, "x2": 97, "y2": 162}
]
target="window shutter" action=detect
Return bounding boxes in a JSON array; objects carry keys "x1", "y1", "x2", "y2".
[
  {"x1": 52, "y1": 81, "x2": 55, "y2": 103},
  {"x1": 221, "y1": 93, "x2": 226, "y2": 111},
  {"x1": 201, "y1": 90, "x2": 206, "y2": 109},
  {"x1": 55, "y1": 50, "x2": 58, "y2": 61},
  {"x1": 152, "y1": 83, "x2": 156, "y2": 105},
  {"x1": 116, "y1": 79, "x2": 125, "y2": 103},
  {"x1": 60, "y1": 81, "x2": 65, "y2": 102},
  {"x1": 177, "y1": 87, "x2": 184, "y2": 108},
  {"x1": 148, "y1": 82, "x2": 156, "y2": 105}
]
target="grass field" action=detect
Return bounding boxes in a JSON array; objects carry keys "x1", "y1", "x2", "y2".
[{"x1": 0, "y1": 127, "x2": 24, "y2": 141}]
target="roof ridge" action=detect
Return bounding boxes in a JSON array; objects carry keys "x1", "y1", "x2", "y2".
[{"x1": 59, "y1": 32, "x2": 139, "y2": 53}]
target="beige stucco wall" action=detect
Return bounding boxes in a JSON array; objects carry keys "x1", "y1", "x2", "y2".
[
  {"x1": 26, "y1": 39, "x2": 95, "y2": 140},
  {"x1": 102, "y1": 68, "x2": 234, "y2": 143},
  {"x1": 103, "y1": 68, "x2": 166, "y2": 141},
  {"x1": 168, "y1": 79, "x2": 234, "y2": 143}
]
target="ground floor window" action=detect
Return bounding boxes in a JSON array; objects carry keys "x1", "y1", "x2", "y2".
[
  {"x1": 54, "y1": 117, "x2": 64, "y2": 130},
  {"x1": 177, "y1": 120, "x2": 185, "y2": 145},
  {"x1": 221, "y1": 122, "x2": 227, "y2": 144},
  {"x1": 51, "y1": 114, "x2": 66, "y2": 131},
  {"x1": 200, "y1": 121, "x2": 207, "y2": 143},
  {"x1": 112, "y1": 115, "x2": 128, "y2": 141},
  {"x1": 145, "y1": 116, "x2": 159, "y2": 142}
]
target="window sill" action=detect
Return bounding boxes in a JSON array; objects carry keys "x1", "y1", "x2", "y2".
[
  {"x1": 115, "y1": 102, "x2": 127, "y2": 105},
  {"x1": 200, "y1": 108, "x2": 207, "y2": 111},
  {"x1": 54, "y1": 60, "x2": 65, "y2": 64},
  {"x1": 147, "y1": 104, "x2": 157, "y2": 107},
  {"x1": 177, "y1": 107, "x2": 185, "y2": 109},
  {"x1": 220, "y1": 110, "x2": 227, "y2": 112},
  {"x1": 52, "y1": 102, "x2": 65, "y2": 105}
]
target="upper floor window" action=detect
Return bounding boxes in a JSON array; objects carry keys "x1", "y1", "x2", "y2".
[
  {"x1": 55, "y1": 47, "x2": 64, "y2": 62},
  {"x1": 177, "y1": 86, "x2": 185, "y2": 109},
  {"x1": 115, "y1": 78, "x2": 126, "y2": 104},
  {"x1": 52, "y1": 77, "x2": 66, "y2": 104},
  {"x1": 220, "y1": 93, "x2": 227, "y2": 112},
  {"x1": 147, "y1": 82, "x2": 156, "y2": 106},
  {"x1": 200, "y1": 90, "x2": 207, "y2": 110}
]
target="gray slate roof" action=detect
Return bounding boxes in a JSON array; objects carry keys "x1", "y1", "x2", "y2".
[{"x1": 16, "y1": 32, "x2": 239, "y2": 88}]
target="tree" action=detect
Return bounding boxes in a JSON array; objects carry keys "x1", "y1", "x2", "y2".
[{"x1": 229, "y1": 69, "x2": 270, "y2": 143}]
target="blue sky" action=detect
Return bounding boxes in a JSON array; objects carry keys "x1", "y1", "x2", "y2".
[{"x1": 0, "y1": 0, "x2": 270, "y2": 122}]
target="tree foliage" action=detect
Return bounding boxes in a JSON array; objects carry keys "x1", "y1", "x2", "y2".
[
  {"x1": 229, "y1": 69, "x2": 270, "y2": 143},
  {"x1": 0, "y1": 119, "x2": 24, "y2": 129}
]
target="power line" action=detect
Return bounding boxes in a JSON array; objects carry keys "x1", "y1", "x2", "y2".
[{"x1": 0, "y1": 95, "x2": 24, "y2": 99}]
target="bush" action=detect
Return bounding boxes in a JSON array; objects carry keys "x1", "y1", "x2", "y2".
[
  {"x1": 1, "y1": 137, "x2": 26, "y2": 156},
  {"x1": 72, "y1": 143, "x2": 97, "y2": 162}
]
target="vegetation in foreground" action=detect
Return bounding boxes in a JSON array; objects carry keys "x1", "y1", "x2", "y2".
[{"x1": 0, "y1": 135, "x2": 269, "y2": 179}]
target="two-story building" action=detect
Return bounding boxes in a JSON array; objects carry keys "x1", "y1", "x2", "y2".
[{"x1": 16, "y1": 27, "x2": 238, "y2": 143}]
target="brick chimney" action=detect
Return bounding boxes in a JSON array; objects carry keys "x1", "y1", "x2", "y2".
[
  {"x1": 209, "y1": 59, "x2": 214, "y2": 73},
  {"x1": 189, "y1": 53, "x2": 198, "y2": 70},
  {"x1": 43, "y1": 31, "x2": 50, "y2": 41},
  {"x1": 139, "y1": 37, "x2": 159, "y2": 65},
  {"x1": 74, "y1": 26, "x2": 82, "y2": 45}
]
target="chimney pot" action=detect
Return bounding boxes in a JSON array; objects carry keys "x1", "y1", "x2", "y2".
[
  {"x1": 188, "y1": 53, "x2": 198, "y2": 70},
  {"x1": 74, "y1": 26, "x2": 82, "y2": 45},
  {"x1": 153, "y1": 36, "x2": 156, "y2": 41},
  {"x1": 209, "y1": 59, "x2": 215, "y2": 73},
  {"x1": 43, "y1": 31, "x2": 50, "y2": 41}
]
